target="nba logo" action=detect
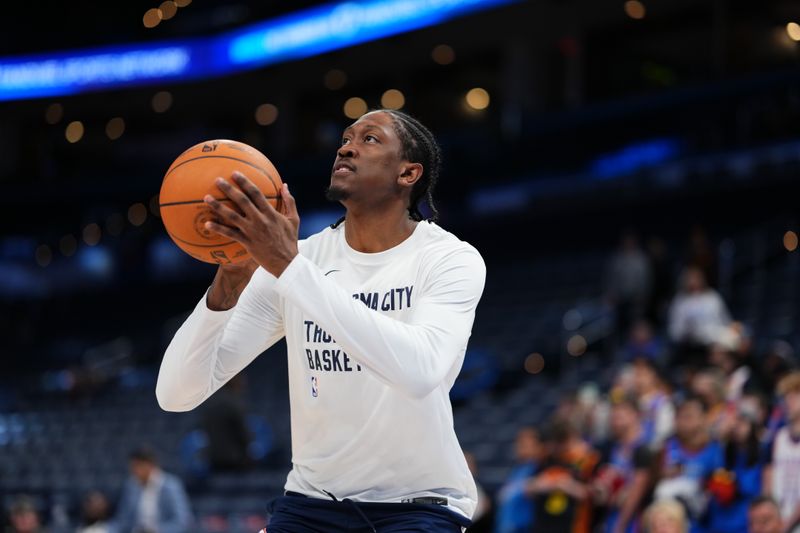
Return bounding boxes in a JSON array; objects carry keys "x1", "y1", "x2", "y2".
[{"x1": 311, "y1": 376, "x2": 318, "y2": 398}]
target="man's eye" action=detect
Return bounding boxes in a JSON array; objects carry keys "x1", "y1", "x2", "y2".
[
  {"x1": 365, "y1": 135, "x2": 378, "y2": 143},
  {"x1": 341, "y1": 138, "x2": 350, "y2": 145}
]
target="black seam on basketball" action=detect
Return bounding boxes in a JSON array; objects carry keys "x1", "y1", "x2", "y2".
[
  {"x1": 159, "y1": 195, "x2": 281, "y2": 208},
  {"x1": 166, "y1": 230, "x2": 238, "y2": 248},
  {"x1": 164, "y1": 155, "x2": 281, "y2": 194}
]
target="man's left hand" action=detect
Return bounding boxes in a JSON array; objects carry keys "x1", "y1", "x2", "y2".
[{"x1": 204, "y1": 171, "x2": 300, "y2": 277}]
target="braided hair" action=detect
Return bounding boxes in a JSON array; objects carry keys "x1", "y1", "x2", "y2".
[{"x1": 330, "y1": 109, "x2": 441, "y2": 228}]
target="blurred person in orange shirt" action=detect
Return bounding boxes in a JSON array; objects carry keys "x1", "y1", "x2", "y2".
[{"x1": 527, "y1": 419, "x2": 599, "y2": 533}]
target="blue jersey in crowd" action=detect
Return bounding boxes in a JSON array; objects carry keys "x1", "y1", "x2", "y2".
[{"x1": 494, "y1": 462, "x2": 538, "y2": 533}]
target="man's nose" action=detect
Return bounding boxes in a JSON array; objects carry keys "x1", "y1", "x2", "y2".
[{"x1": 337, "y1": 145, "x2": 356, "y2": 158}]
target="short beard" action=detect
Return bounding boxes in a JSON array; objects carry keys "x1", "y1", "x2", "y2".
[{"x1": 325, "y1": 185, "x2": 350, "y2": 202}]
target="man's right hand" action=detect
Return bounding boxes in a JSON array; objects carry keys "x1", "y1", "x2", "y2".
[{"x1": 206, "y1": 257, "x2": 258, "y2": 311}]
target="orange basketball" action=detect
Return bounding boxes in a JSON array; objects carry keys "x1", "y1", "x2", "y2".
[{"x1": 159, "y1": 139, "x2": 282, "y2": 264}]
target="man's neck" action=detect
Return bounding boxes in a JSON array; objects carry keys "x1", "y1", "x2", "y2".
[
  {"x1": 680, "y1": 433, "x2": 708, "y2": 451},
  {"x1": 343, "y1": 206, "x2": 418, "y2": 253}
]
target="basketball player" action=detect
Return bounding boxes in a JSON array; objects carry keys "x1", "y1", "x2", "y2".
[{"x1": 156, "y1": 109, "x2": 486, "y2": 532}]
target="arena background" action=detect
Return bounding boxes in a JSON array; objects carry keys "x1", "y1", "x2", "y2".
[{"x1": 1, "y1": 0, "x2": 798, "y2": 531}]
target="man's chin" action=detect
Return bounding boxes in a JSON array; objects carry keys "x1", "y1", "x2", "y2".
[{"x1": 325, "y1": 185, "x2": 350, "y2": 202}]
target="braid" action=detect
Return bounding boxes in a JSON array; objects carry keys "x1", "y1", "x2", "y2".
[{"x1": 383, "y1": 110, "x2": 442, "y2": 223}]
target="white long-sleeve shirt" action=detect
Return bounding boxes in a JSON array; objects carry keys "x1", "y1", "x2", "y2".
[
  {"x1": 156, "y1": 221, "x2": 486, "y2": 519},
  {"x1": 667, "y1": 289, "x2": 730, "y2": 345}
]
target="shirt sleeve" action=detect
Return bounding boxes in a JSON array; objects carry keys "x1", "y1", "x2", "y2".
[
  {"x1": 155, "y1": 267, "x2": 285, "y2": 412},
  {"x1": 273, "y1": 247, "x2": 486, "y2": 399}
]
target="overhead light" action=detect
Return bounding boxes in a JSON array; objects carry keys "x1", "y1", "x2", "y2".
[
  {"x1": 431, "y1": 44, "x2": 455, "y2": 65},
  {"x1": 787, "y1": 22, "x2": 800, "y2": 42},
  {"x1": 151, "y1": 91, "x2": 173, "y2": 113},
  {"x1": 567, "y1": 335, "x2": 587, "y2": 357},
  {"x1": 143, "y1": 8, "x2": 162, "y2": 28},
  {"x1": 380, "y1": 89, "x2": 404, "y2": 110},
  {"x1": 65, "y1": 121, "x2": 84, "y2": 143},
  {"x1": 45, "y1": 103, "x2": 63, "y2": 125},
  {"x1": 105, "y1": 117, "x2": 125, "y2": 140},
  {"x1": 524, "y1": 353, "x2": 545, "y2": 374},
  {"x1": 255, "y1": 103, "x2": 279, "y2": 126},
  {"x1": 128, "y1": 203, "x2": 148, "y2": 226},
  {"x1": 343, "y1": 97, "x2": 367, "y2": 119},
  {"x1": 785, "y1": 230, "x2": 798, "y2": 252},
  {"x1": 175, "y1": 0, "x2": 191, "y2": 7},
  {"x1": 324, "y1": 69, "x2": 347, "y2": 90},
  {"x1": 82, "y1": 223, "x2": 102, "y2": 246},
  {"x1": 465, "y1": 88, "x2": 490, "y2": 110},
  {"x1": 35, "y1": 245, "x2": 52, "y2": 267},
  {"x1": 624, "y1": 0, "x2": 646, "y2": 20},
  {"x1": 59, "y1": 234, "x2": 78, "y2": 257},
  {"x1": 160, "y1": 1, "x2": 178, "y2": 20}
]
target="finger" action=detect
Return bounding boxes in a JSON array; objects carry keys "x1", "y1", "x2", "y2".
[
  {"x1": 204, "y1": 220, "x2": 248, "y2": 243},
  {"x1": 231, "y1": 171, "x2": 272, "y2": 213},
  {"x1": 204, "y1": 195, "x2": 245, "y2": 227},
  {"x1": 280, "y1": 184, "x2": 300, "y2": 231},
  {"x1": 215, "y1": 177, "x2": 259, "y2": 218},
  {"x1": 280, "y1": 183, "x2": 298, "y2": 219}
]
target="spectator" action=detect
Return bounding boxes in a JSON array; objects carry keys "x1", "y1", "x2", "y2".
[
  {"x1": 706, "y1": 415, "x2": 763, "y2": 533},
  {"x1": 577, "y1": 383, "x2": 607, "y2": 444},
  {"x1": 748, "y1": 496, "x2": 784, "y2": 533},
  {"x1": 643, "y1": 499, "x2": 688, "y2": 533},
  {"x1": 707, "y1": 327, "x2": 754, "y2": 402},
  {"x1": 654, "y1": 395, "x2": 721, "y2": 529},
  {"x1": 495, "y1": 427, "x2": 543, "y2": 533},
  {"x1": 113, "y1": 446, "x2": 192, "y2": 533},
  {"x1": 668, "y1": 266, "x2": 731, "y2": 365},
  {"x1": 690, "y1": 368, "x2": 730, "y2": 439},
  {"x1": 624, "y1": 320, "x2": 666, "y2": 364},
  {"x1": 765, "y1": 372, "x2": 800, "y2": 532},
  {"x1": 605, "y1": 232, "x2": 652, "y2": 337},
  {"x1": 6, "y1": 496, "x2": 45, "y2": 533},
  {"x1": 464, "y1": 451, "x2": 493, "y2": 532},
  {"x1": 632, "y1": 357, "x2": 675, "y2": 449},
  {"x1": 201, "y1": 373, "x2": 252, "y2": 472},
  {"x1": 761, "y1": 340, "x2": 796, "y2": 395},
  {"x1": 593, "y1": 395, "x2": 655, "y2": 533},
  {"x1": 526, "y1": 419, "x2": 598, "y2": 533},
  {"x1": 77, "y1": 491, "x2": 111, "y2": 533}
]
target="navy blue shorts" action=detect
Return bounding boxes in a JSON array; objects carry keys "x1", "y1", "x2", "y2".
[{"x1": 265, "y1": 492, "x2": 471, "y2": 532}]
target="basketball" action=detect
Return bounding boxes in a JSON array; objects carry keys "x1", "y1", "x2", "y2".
[{"x1": 159, "y1": 140, "x2": 283, "y2": 264}]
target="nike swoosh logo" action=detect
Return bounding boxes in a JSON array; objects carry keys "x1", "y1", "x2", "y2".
[{"x1": 324, "y1": 269, "x2": 341, "y2": 276}]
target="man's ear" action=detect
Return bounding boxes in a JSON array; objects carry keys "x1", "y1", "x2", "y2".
[{"x1": 398, "y1": 163, "x2": 423, "y2": 187}]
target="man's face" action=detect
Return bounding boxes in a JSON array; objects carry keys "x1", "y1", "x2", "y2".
[
  {"x1": 676, "y1": 401, "x2": 705, "y2": 441},
  {"x1": 514, "y1": 429, "x2": 542, "y2": 462},
  {"x1": 785, "y1": 391, "x2": 800, "y2": 421},
  {"x1": 749, "y1": 502, "x2": 783, "y2": 533},
  {"x1": 130, "y1": 459, "x2": 152, "y2": 485},
  {"x1": 632, "y1": 364, "x2": 655, "y2": 395},
  {"x1": 610, "y1": 404, "x2": 637, "y2": 439},
  {"x1": 10, "y1": 510, "x2": 39, "y2": 533},
  {"x1": 328, "y1": 111, "x2": 413, "y2": 207}
]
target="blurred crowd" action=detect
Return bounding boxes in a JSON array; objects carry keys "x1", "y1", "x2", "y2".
[
  {"x1": 4, "y1": 226, "x2": 796, "y2": 533},
  {"x1": 3, "y1": 448, "x2": 192, "y2": 533},
  {"x1": 480, "y1": 230, "x2": 798, "y2": 533}
]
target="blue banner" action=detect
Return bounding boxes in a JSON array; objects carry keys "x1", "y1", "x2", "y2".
[{"x1": 0, "y1": 0, "x2": 516, "y2": 101}]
